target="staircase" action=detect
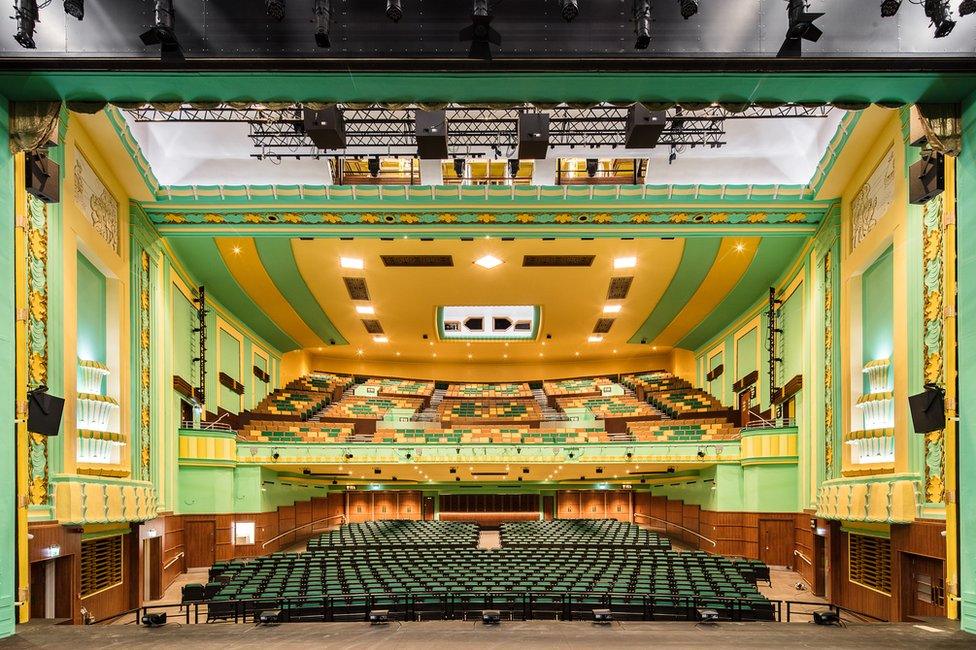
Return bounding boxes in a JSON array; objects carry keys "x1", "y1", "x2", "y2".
[
  {"x1": 412, "y1": 387, "x2": 445, "y2": 422},
  {"x1": 531, "y1": 388, "x2": 564, "y2": 421},
  {"x1": 308, "y1": 384, "x2": 359, "y2": 421}
]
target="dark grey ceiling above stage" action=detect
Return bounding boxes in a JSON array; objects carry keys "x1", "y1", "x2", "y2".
[{"x1": 2, "y1": 0, "x2": 974, "y2": 61}]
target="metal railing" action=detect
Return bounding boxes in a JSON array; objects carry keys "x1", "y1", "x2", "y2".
[
  {"x1": 633, "y1": 513, "x2": 717, "y2": 548},
  {"x1": 261, "y1": 514, "x2": 346, "y2": 549},
  {"x1": 181, "y1": 418, "x2": 234, "y2": 431}
]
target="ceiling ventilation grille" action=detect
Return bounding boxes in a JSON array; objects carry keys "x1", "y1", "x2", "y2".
[
  {"x1": 607, "y1": 277, "x2": 633, "y2": 300},
  {"x1": 343, "y1": 277, "x2": 370, "y2": 300},
  {"x1": 361, "y1": 319, "x2": 384, "y2": 334},
  {"x1": 381, "y1": 255, "x2": 454, "y2": 267},
  {"x1": 522, "y1": 255, "x2": 596, "y2": 267},
  {"x1": 593, "y1": 318, "x2": 615, "y2": 334}
]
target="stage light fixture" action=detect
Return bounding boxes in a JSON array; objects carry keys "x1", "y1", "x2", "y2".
[
  {"x1": 593, "y1": 608, "x2": 613, "y2": 624},
  {"x1": 453, "y1": 158, "x2": 465, "y2": 178},
  {"x1": 777, "y1": 0, "x2": 825, "y2": 57},
  {"x1": 585, "y1": 158, "x2": 599, "y2": 178},
  {"x1": 386, "y1": 0, "x2": 403, "y2": 22},
  {"x1": 369, "y1": 609, "x2": 390, "y2": 624},
  {"x1": 14, "y1": 0, "x2": 39, "y2": 49},
  {"x1": 633, "y1": 0, "x2": 652, "y2": 49},
  {"x1": 482, "y1": 609, "x2": 501, "y2": 625},
  {"x1": 64, "y1": 0, "x2": 84, "y2": 20},
  {"x1": 266, "y1": 0, "x2": 285, "y2": 21},
  {"x1": 140, "y1": 0, "x2": 181, "y2": 57},
  {"x1": 696, "y1": 608, "x2": 719, "y2": 623},
  {"x1": 141, "y1": 612, "x2": 167, "y2": 627},
  {"x1": 368, "y1": 156, "x2": 381, "y2": 178},
  {"x1": 313, "y1": 0, "x2": 332, "y2": 47},
  {"x1": 961, "y1": 0, "x2": 976, "y2": 15},
  {"x1": 925, "y1": 0, "x2": 956, "y2": 35},
  {"x1": 880, "y1": 0, "x2": 901, "y2": 16},
  {"x1": 678, "y1": 0, "x2": 698, "y2": 19},
  {"x1": 258, "y1": 610, "x2": 282, "y2": 626},
  {"x1": 560, "y1": 0, "x2": 580, "y2": 21},
  {"x1": 460, "y1": 0, "x2": 501, "y2": 60},
  {"x1": 508, "y1": 159, "x2": 520, "y2": 177}
]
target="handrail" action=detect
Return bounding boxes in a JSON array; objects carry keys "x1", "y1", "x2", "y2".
[
  {"x1": 793, "y1": 549, "x2": 813, "y2": 566},
  {"x1": 163, "y1": 552, "x2": 185, "y2": 571},
  {"x1": 262, "y1": 514, "x2": 345, "y2": 549},
  {"x1": 633, "y1": 513, "x2": 717, "y2": 548},
  {"x1": 181, "y1": 419, "x2": 233, "y2": 431}
]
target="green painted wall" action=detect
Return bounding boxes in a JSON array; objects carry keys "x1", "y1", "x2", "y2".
[
  {"x1": 861, "y1": 245, "x2": 895, "y2": 386},
  {"x1": 736, "y1": 328, "x2": 758, "y2": 383},
  {"x1": 178, "y1": 465, "x2": 236, "y2": 514},
  {"x1": 780, "y1": 287, "x2": 804, "y2": 383},
  {"x1": 75, "y1": 252, "x2": 106, "y2": 366},
  {"x1": 0, "y1": 96, "x2": 16, "y2": 639}
]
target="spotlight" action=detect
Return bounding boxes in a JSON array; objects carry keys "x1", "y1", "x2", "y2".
[
  {"x1": 373, "y1": 468, "x2": 381, "y2": 475},
  {"x1": 633, "y1": 0, "x2": 652, "y2": 49},
  {"x1": 925, "y1": 0, "x2": 956, "y2": 37},
  {"x1": 522, "y1": 467, "x2": 529, "y2": 474},
  {"x1": 696, "y1": 608, "x2": 719, "y2": 623},
  {"x1": 141, "y1": 612, "x2": 167, "y2": 627},
  {"x1": 482, "y1": 609, "x2": 501, "y2": 625},
  {"x1": 13, "y1": 0, "x2": 38, "y2": 49},
  {"x1": 303, "y1": 468, "x2": 312, "y2": 475},
  {"x1": 778, "y1": 0, "x2": 824, "y2": 57},
  {"x1": 385, "y1": 0, "x2": 403, "y2": 22},
  {"x1": 961, "y1": 0, "x2": 976, "y2": 15},
  {"x1": 880, "y1": 0, "x2": 901, "y2": 16},
  {"x1": 368, "y1": 156, "x2": 381, "y2": 178},
  {"x1": 257, "y1": 610, "x2": 282, "y2": 626},
  {"x1": 667, "y1": 466, "x2": 675, "y2": 473},
  {"x1": 812, "y1": 609, "x2": 840, "y2": 625},
  {"x1": 449, "y1": 467, "x2": 457, "y2": 474},
  {"x1": 586, "y1": 158, "x2": 599, "y2": 178},
  {"x1": 460, "y1": 0, "x2": 501, "y2": 60},
  {"x1": 266, "y1": 0, "x2": 285, "y2": 21},
  {"x1": 369, "y1": 609, "x2": 390, "y2": 624},
  {"x1": 272, "y1": 451, "x2": 280, "y2": 461},
  {"x1": 678, "y1": 0, "x2": 698, "y2": 19},
  {"x1": 313, "y1": 0, "x2": 332, "y2": 47},
  {"x1": 508, "y1": 159, "x2": 520, "y2": 177},
  {"x1": 592, "y1": 608, "x2": 613, "y2": 624},
  {"x1": 140, "y1": 0, "x2": 181, "y2": 58},
  {"x1": 453, "y1": 158, "x2": 465, "y2": 178},
  {"x1": 560, "y1": 0, "x2": 579, "y2": 21},
  {"x1": 64, "y1": 0, "x2": 84, "y2": 20}
]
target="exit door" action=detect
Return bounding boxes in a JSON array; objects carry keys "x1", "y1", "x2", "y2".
[{"x1": 759, "y1": 519, "x2": 794, "y2": 567}]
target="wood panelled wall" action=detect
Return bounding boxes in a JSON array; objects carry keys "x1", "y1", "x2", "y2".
[
  {"x1": 556, "y1": 490, "x2": 632, "y2": 522},
  {"x1": 345, "y1": 490, "x2": 422, "y2": 523}
]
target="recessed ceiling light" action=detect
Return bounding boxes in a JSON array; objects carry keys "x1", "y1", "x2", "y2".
[
  {"x1": 355, "y1": 305, "x2": 375, "y2": 315},
  {"x1": 395, "y1": 351, "x2": 401, "y2": 356},
  {"x1": 603, "y1": 304, "x2": 622, "y2": 314},
  {"x1": 340, "y1": 257, "x2": 364, "y2": 269},
  {"x1": 356, "y1": 348, "x2": 364, "y2": 355},
  {"x1": 232, "y1": 245, "x2": 242, "y2": 255},
  {"x1": 588, "y1": 335, "x2": 604, "y2": 343},
  {"x1": 373, "y1": 335, "x2": 389, "y2": 343},
  {"x1": 467, "y1": 354, "x2": 473, "y2": 359},
  {"x1": 613, "y1": 256, "x2": 637, "y2": 269},
  {"x1": 735, "y1": 242, "x2": 746, "y2": 253},
  {"x1": 475, "y1": 254, "x2": 503, "y2": 269},
  {"x1": 574, "y1": 351, "x2": 580, "y2": 357},
  {"x1": 503, "y1": 354, "x2": 508, "y2": 359}
]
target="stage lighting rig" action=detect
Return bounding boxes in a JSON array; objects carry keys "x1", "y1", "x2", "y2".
[
  {"x1": 961, "y1": 0, "x2": 976, "y2": 16},
  {"x1": 64, "y1": 0, "x2": 83, "y2": 20},
  {"x1": 560, "y1": 0, "x2": 579, "y2": 22},
  {"x1": 880, "y1": 0, "x2": 901, "y2": 16},
  {"x1": 460, "y1": 0, "x2": 501, "y2": 60},
  {"x1": 13, "y1": 0, "x2": 38, "y2": 49},
  {"x1": 313, "y1": 0, "x2": 332, "y2": 47},
  {"x1": 777, "y1": 0, "x2": 824, "y2": 57},
  {"x1": 266, "y1": 0, "x2": 285, "y2": 21},
  {"x1": 925, "y1": 0, "x2": 956, "y2": 37},
  {"x1": 679, "y1": 0, "x2": 699, "y2": 19},
  {"x1": 386, "y1": 0, "x2": 403, "y2": 22},
  {"x1": 140, "y1": 0, "x2": 181, "y2": 58},
  {"x1": 633, "y1": 0, "x2": 652, "y2": 49}
]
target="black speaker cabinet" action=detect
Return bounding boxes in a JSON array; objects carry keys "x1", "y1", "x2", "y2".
[
  {"x1": 517, "y1": 113, "x2": 550, "y2": 160},
  {"x1": 27, "y1": 386, "x2": 64, "y2": 437},
  {"x1": 625, "y1": 103, "x2": 667, "y2": 149},
  {"x1": 909, "y1": 152, "x2": 945, "y2": 205},
  {"x1": 302, "y1": 107, "x2": 346, "y2": 150},
  {"x1": 415, "y1": 110, "x2": 449, "y2": 160},
  {"x1": 909, "y1": 384, "x2": 946, "y2": 433},
  {"x1": 25, "y1": 153, "x2": 60, "y2": 204}
]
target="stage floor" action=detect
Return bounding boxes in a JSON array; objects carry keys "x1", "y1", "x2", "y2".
[{"x1": 3, "y1": 619, "x2": 968, "y2": 649}]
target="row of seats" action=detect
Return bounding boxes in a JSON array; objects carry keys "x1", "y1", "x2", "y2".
[
  {"x1": 252, "y1": 390, "x2": 332, "y2": 419},
  {"x1": 627, "y1": 419, "x2": 740, "y2": 443},
  {"x1": 306, "y1": 521, "x2": 479, "y2": 549},
  {"x1": 239, "y1": 423, "x2": 353, "y2": 443},
  {"x1": 500, "y1": 519, "x2": 671, "y2": 549},
  {"x1": 438, "y1": 399, "x2": 542, "y2": 423},
  {"x1": 363, "y1": 378, "x2": 435, "y2": 398},
  {"x1": 647, "y1": 389, "x2": 726, "y2": 417},
  {"x1": 444, "y1": 383, "x2": 534, "y2": 399},
  {"x1": 620, "y1": 371, "x2": 691, "y2": 395},
  {"x1": 320, "y1": 395, "x2": 426, "y2": 420},
  {"x1": 373, "y1": 427, "x2": 610, "y2": 444},
  {"x1": 286, "y1": 373, "x2": 354, "y2": 395},
  {"x1": 542, "y1": 377, "x2": 611, "y2": 398},
  {"x1": 555, "y1": 394, "x2": 660, "y2": 419}
]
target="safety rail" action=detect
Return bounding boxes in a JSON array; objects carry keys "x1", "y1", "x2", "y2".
[
  {"x1": 633, "y1": 513, "x2": 718, "y2": 548},
  {"x1": 163, "y1": 552, "x2": 185, "y2": 571},
  {"x1": 793, "y1": 549, "x2": 813, "y2": 566},
  {"x1": 261, "y1": 514, "x2": 346, "y2": 549},
  {"x1": 181, "y1": 419, "x2": 234, "y2": 431},
  {"x1": 131, "y1": 592, "x2": 868, "y2": 626}
]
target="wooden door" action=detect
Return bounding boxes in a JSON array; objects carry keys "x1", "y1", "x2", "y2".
[
  {"x1": 759, "y1": 519, "x2": 793, "y2": 567},
  {"x1": 147, "y1": 537, "x2": 162, "y2": 601},
  {"x1": 422, "y1": 497, "x2": 435, "y2": 521},
  {"x1": 904, "y1": 554, "x2": 946, "y2": 619},
  {"x1": 185, "y1": 521, "x2": 215, "y2": 568}
]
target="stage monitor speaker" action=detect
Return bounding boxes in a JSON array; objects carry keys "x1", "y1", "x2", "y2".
[
  {"x1": 909, "y1": 152, "x2": 945, "y2": 205},
  {"x1": 415, "y1": 110, "x2": 449, "y2": 159},
  {"x1": 625, "y1": 103, "x2": 667, "y2": 149},
  {"x1": 25, "y1": 153, "x2": 60, "y2": 203},
  {"x1": 303, "y1": 107, "x2": 346, "y2": 150},
  {"x1": 517, "y1": 113, "x2": 550, "y2": 159},
  {"x1": 909, "y1": 383, "x2": 946, "y2": 433},
  {"x1": 27, "y1": 386, "x2": 64, "y2": 437}
]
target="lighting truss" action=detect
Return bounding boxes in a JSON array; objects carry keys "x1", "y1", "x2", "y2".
[{"x1": 125, "y1": 103, "x2": 833, "y2": 160}]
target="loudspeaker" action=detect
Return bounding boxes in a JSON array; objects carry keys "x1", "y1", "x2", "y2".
[
  {"x1": 25, "y1": 153, "x2": 60, "y2": 203},
  {"x1": 517, "y1": 113, "x2": 549, "y2": 159},
  {"x1": 625, "y1": 103, "x2": 667, "y2": 149},
  {"x1": 303, "y1": 107, "x2": 346, "y2": 150},
  {"x1": 27, "y1": 386, "x2": 64, "y2": 437},
  {"x1": 909, "y1": 152, "x2": 945, "y2": 205},
  {"x1": 909, "y1": 383, "x2": 946, "y2": 433},
  {"x1": 812, "y1": 609, "x2": 840, "y2": 626},
  {"x1": 141, "y1": 612, "x2": 167, "y2": 627},
  {"x1": 415, "y1": 110, "x2": 449, "y2": 159}
]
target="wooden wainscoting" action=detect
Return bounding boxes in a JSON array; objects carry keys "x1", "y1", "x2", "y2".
[{"x1": 556, "y1": 490, "x2": 633, "y2": 522}]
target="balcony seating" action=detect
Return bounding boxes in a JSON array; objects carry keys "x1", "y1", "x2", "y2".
[
  {"x1": 363, "y1": 378, "x2": 435, "y2": 398},
  {"x1": 542, "y1": 377, "x2": 611, "y2": 399},
  {"x1": 646, "y1": 389, "x2": 726, "y2": 418},
  {"x1": 437, "y1": 399, "x2": 542, "y2": 426},
  {"x1": 627, "y1": 418, "x2": 739, "y2": 443},
  {"x1": 239, "y1": 422, "x2": 354, "y2": 444},
  {"x1": 444, "y1": 383, "x2": 534, "y2": 399},
  {"x1": 554, "y1": 395, "x2": 659, "y2": 419},
  {"x1": 620, "y1": 371, "x2": 691, "y2": 398},
  {"x1": 286, "y1": 373, "x2": 354, "y2": 395},
  {"x1": 320, "y1": 396, "x2": 425, "y2": 421},
  {"x1": 251, "y1": 390, "x2": 332, "y2": 420},
  {"x1": 371, "y1": 427, "x2": 609, "y2": 444}
]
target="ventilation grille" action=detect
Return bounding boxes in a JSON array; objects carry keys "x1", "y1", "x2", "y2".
[
  {"x1": 593, "y1": 318, "x2": 615, "y2": 334},
  {"x1": 849, "y1": 534, "x2": 891, "y2": 594},
  {"x1": 381, "y1": 255, "x2": 454, "y2": 267},
  {"x1": 81, "y1": 535, "x2": 124, "y2": 597},
  {"x1": 343, "y1": 277, "x2": 370, "y2": 300},
  {"x1": 522, "y1": 255, "x2": 595, "y2": 267},
  {"x1": 362, "y1": 319, "x2": 384, "y2": 334},
  {"x1": 607, "y1": 277, "x2": 633, "y2": 300}
]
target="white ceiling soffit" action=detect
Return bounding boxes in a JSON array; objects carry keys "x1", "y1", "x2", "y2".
[{"x1": 123, "y1": 110, "x2": 844, "y2": 188}]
